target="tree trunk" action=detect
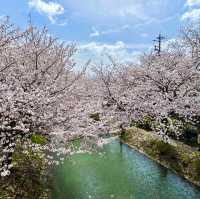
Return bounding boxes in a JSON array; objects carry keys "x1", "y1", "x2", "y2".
[
  {"x1": 198, "y1": 134, "x2": 200, "y2": 145},
  {"x1": 197, "y1": 124, "x2": 200, "y2": 144}
]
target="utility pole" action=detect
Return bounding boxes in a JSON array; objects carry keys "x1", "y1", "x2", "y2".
[{"x1": 153, "y1": 33, "x2": 165, "y2": 56}]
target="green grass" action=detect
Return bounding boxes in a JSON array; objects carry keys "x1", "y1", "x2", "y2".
[
  {"x1": 192, "y1": 158, "x2": 200, "y2": 181},
  {"x1": 149, "y1": 139, "x2": 177, "y2": 158},
  {"x1": 31, "y1": 134, "x2": 47, "y2": 145}
]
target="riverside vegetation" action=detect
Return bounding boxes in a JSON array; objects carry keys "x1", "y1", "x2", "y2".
[{"x1": 0, "y1": 135, "x2": 49, "y2": 198}]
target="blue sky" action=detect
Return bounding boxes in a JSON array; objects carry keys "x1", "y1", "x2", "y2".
[{"x1": 1, "y1": 0, "x2": 200, "y2": 64}]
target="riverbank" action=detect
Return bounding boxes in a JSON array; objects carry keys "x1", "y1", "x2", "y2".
[
  {"x1": 0, "y1": 144, "x2": 49, "y2": 199},
  {"x1": 121, "y1": 127, "x2": 200, "y2": 187}
]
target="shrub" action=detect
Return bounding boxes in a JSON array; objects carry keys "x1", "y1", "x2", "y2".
[
  {"x1": 150, "y1": 139, "x2": 177, "y2": 159},
  {"x1": 120, "y1": 131, "x2": 129, "y2": 141},
  {"x1": 192, "y1": 158, "x2": 200, "y2": 180},
  {"x1": 31, "y1": 134, "x2": 47, "y2": 145},
  {"x1": 89, "y1": 113, "x2": 100, "y2": 121},
  {"x1": 182, "y1": 123, "x2": 198, "y2": 141},
  {"x1": 0, "y1": 145, "x2": 48, "y2": 199},
  {"x1": 181, "y1": 154, "x2": 192, "y2": 167},
  {"x1": 130, "y1": 116, "x2": 154, "y2": 131}
]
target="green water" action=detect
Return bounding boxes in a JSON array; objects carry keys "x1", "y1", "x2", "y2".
[{"x1": 52, "y1": 138, "x2": 200, "y2": 199}]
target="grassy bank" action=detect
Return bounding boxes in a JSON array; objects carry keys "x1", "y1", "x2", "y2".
[
  {"x1": 0, "y1": 142, "x2": 50, "y2": 199},
  {"x1": 121, "y1": 127, "x2": 200, "y2": 187}
]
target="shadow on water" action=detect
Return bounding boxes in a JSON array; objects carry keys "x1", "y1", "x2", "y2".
[{"x1": 51, "y1": 138, "x2": 200, "y2": 199}]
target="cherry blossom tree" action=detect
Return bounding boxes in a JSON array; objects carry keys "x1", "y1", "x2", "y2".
[
  {"x1": 0, "y1": 18, "x2": 101, "y2": 177},
  {"x1": 93, "y1": 37, "x2": 200, "y2": 141}
]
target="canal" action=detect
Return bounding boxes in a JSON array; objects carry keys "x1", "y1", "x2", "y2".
[{"x1": 51, "y1": 138, "x2": 200, "y2": 199}]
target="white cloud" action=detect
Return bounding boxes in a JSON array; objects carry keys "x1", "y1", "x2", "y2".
[
  {"x1": 182, "y1": 0, "x2": 200, "y2": 22},
  {"x1": 89, "y1": 25, "x2": 130, "y2": 37},
  {"x1": 181, "y1": 8, "x2": 200, "y2": 21},
  {"x1": 185, "y1": 0, "x2": 200, "y2": 6},
  {"x1": 57, "y1": 20, "x2": 68, "y2": 26},
  {"x1": 79, "y1": 41, "x2": 149, "y2": 52},
  {"x1": 65, "y1": 0, "x2": 170, "y2": 25},
  {"x1": 28, "y1": 0, "x2": 64, "y2": 24},
  {"x1": 101, "y1": 25, "x2": 130, "y2": 35},
  {"x1": 90, "y1": 27, "x2": 100, "y2": 37},
  {"x1": 141, "y1": 33, "x2": 149, "y2": 38},
  {"x1": 79, "y1": 41, "x2": 127, "y2": 52},
  {"x1": 75, "y1": 41, "x2": 150, "y2": 65}
]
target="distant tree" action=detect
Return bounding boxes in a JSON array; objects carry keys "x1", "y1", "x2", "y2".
[{"x1": 93, "y1": 34, "x2": 200, "y2": 140}]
